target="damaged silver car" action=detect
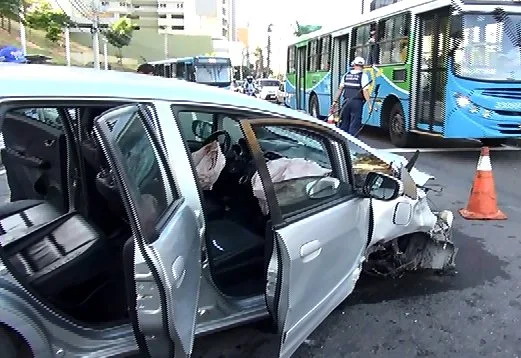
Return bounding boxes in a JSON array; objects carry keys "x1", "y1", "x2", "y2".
[{"x1": 0, "y1": 64, "x2": 455, "y2": 358}]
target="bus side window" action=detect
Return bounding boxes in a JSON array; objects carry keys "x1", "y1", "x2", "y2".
[
  {"x1": 378, "y1": 12, "x2": 410, "y2": 64},
  {"x1": 176, "y1": 63, "x2": 186, "y2": 80},
  {"x1": 351, "y1": 23, "x2": 378, "y2": 66},
  {"x1": 187, "y1": 64, "x2": 195, "y2": 81}
]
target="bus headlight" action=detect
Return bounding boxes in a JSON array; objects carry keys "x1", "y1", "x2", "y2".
[
  {"x1": 454, "y1": 93, "x2": 471, "y2": 108},
  {"x1": 482, "y1": 109, "x2": 492, "y2": 119},
  {"x1": 454, "y1": 92, "x2": 493, "y2": 119}
]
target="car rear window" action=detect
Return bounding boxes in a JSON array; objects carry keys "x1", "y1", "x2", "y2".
[{"x1": 259, "y1": 80, "x2": 280, "y2": 87}]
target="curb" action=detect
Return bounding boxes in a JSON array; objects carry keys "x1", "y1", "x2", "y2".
[{"x1": 507, "y1": 138, "x2": 521, "y2": 147}]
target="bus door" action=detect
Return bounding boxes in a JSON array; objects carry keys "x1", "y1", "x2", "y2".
[
  {"x1": 165, "y1": 63, "x2": 173, "y2": 78},
  {"x1": 331, "y1": 34, "x2": 350, "y2": 103},
  {"x1": 187, "y1": 62, "x2": 195, "y2": 81},
  {"x1": 295, "y1": 45, "x2": 307, "y2": 111},
  {"x1": 415, "y1": 7, "x2": 450, "y2": 133},
  {"x1": 176, "y1": 62, "x2": 187, "y2": 81}
]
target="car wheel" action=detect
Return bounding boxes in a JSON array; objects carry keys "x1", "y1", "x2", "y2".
[
  {"x1": 309, "y1": 95, "x2": 319, "y2": 118},
  {"x1": 389, "y1": 102, "x2": 413, "y2": 148},
  {"x1": 0, "y1": 326, "x2": 21, "y2": 358},
  {"x1": 480, "y1": 138, "x2": 505, "y2": 147}
]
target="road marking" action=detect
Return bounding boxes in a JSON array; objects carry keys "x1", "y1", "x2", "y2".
[
  {"x1": 0, "y1": 169, "x2": 5, "y2": 175},
  {"x1": 381, "y1": 146, "x2": 521, "y2": 153}
]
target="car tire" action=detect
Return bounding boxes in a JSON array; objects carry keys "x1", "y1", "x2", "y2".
[
  {"x1": 480, "y1": 138, "x2": 505, "y2": 147},
  {"x1": 309, "y1": 95, "x2": 319, "y2": 118},
  {"x1": 389, "y1": 102, "x2": 413, "y2": 148},
  {"x1": 0, "y1": 326, "x2": 21, "y2": 358}
]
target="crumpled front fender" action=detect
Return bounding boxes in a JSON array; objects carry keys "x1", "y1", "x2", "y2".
[
  {"x1": 364, "y1": 190, "x2": 457, "y2": 277},
  {"x1": 368, "y1": 190, "x2": 437, "y2": 247}
]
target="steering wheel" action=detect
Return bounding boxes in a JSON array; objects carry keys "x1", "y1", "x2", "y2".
[{"x1": 201, "y1": 130, "x2": 232, "y2": 156}]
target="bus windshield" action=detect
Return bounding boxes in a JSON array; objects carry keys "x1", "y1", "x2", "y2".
[
  {"x1": 195, "y1": 64, "x2": 232, "y2": 84},
  {"x1": 453, "y1": 12, "x2": 521, "y2": 81}
]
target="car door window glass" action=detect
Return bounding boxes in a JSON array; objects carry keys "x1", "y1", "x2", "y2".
[
  {"x1": 175, "y1": 110, "x2": 242, "y2": 144},
  {"x1": 252, "y1": 125, "x2": 351, "y2": 216},
  {"x1": 220, "y1": 115, "x2": 243, "y2": 142},
  {"x1": 12, "y1": 107, "x2": 64, "y2": 130},
  {"x1": 107, "y1": 109, "x2": 172, "y2": 239},
  {"x1": 176, "y1": 111, "x2": 214, "y2": 142},
  {"x1": 347, "y1": 140, "x2": 393, "y2": 186}
]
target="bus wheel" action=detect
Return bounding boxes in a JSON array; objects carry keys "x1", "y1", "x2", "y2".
[
  {"x1": 309, "y1": 95, "x2": 319, "y2": 118},
  {"x1": 480, "y1": 138, "x2": 505, "y2": 147},
  {"x1": 389, "y1": 102, "x2": 412, "y2": 148}
]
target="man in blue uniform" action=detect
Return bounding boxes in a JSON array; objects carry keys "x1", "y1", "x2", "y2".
[{"x1": 331, "y1": 56, "x2": 371, "y2": 137}]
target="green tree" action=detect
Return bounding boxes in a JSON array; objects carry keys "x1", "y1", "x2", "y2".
[
  {"x1": 0, "y1": 0, "x2": 20, "y2": 18},
  {"x1": 0, "y1": 0, "x2": 23, "y2": 33},
  {"x1": 294, "y1": 21, "x2": 322, "y2": 37},
  {"x1": 25, "y1": 1, "x2": 70, "y2": 42},
  {"x1": 105, "y1": 17, "x2": 133, "y2": 65},
  {"x1": 254, "y1": 46, "x2": 264, "y2": 76}
]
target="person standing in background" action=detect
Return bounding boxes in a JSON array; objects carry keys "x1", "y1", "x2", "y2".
[{"x1": 330, "y1": 57, "x2": 372, "y2": 137}]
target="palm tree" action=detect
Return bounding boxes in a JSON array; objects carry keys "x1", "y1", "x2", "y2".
[
  {"x1": 293, "y1": 21, "x2": 322, "y2": 37},
  {"x1": 254, "y1": 46, "x2": 263, "y2": 77}
]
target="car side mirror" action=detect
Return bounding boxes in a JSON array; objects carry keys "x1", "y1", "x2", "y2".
[
  {"x1": 362, "y1": 172, "x2": 403, "y2": 201},
  {"x1": 306, "y1": 176, "x2": 341, "y2": 199},
  {"x1": 192, "y1": 119, "x2": 213, "y2": 140}
]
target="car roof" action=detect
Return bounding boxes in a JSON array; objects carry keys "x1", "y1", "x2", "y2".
[
  {"x1": 0, "y1": 64, "x2": 286, "y2": 114},
  {"x1": 0, "y1": 64, "x2": 430, "y2": 182}
]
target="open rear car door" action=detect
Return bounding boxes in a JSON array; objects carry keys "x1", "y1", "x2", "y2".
[
  {"x1": 94, "y1": 104, "x2": 202, "y2": 357},
  {"x1": 240, "y1": 119, "x2": 369, "y2": 357}
]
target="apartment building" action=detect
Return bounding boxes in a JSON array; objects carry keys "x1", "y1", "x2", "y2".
[
  {"x1": 84, "y1": 0, "x2": 237, "y2": 40},
  {"x1": 56, "y1": 0, "x2": 237, "y2": 63}
]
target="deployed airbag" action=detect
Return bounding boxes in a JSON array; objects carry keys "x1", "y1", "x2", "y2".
[{"x1": 191, "y1": 141, "x2": 226, "y2": 190}]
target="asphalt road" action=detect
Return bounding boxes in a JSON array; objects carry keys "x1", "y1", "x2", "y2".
[
  {"x1": 1, "y1": 129, "x2": 520, "y2": 357},
  {"x1": 192, "y1": 129, "x2": 521, "y2": 358}
]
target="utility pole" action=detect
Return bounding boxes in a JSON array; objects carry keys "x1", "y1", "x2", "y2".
[
  {"x1": 65, "y1": 26, "x2": 71, "y2": 66},
  {"x1": 164, "y1": 33, "x2": 168, "y2": 59},
  {"x1": 103, "y1": 37, "x2": 109, "y2": 70},
  {"x1": 91, "y1": 0, "x2": 101, "y2": 69},
  {"x1": 19, "y1": 4, "x2": 27, "y2": 55}
]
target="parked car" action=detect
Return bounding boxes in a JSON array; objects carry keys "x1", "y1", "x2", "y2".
[
  {"x1": 0, "y1": 64, "x2": 456, "y2": 358},
  {"x1": 276, "y1": 82, "x2": 287, "y2": 105},
  {"x1": 256, "y1": 78, "x2": 280, "y2": 102}
]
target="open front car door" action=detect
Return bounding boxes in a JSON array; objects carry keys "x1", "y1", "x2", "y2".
[
  {"x1": 240, "y1": 118, "x2": 369, "y2": 357},
  {"x1": 94, "y1": 104, "x2": 202, "y2": 357}
]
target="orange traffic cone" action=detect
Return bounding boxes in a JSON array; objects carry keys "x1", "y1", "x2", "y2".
[{"x1": 459, "y1": 146, "x2": 507, "y2": 220}]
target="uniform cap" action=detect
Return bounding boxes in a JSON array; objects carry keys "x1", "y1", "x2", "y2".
[{"x1": 351, "y1": 56, "x2": 365, "y2": 66}]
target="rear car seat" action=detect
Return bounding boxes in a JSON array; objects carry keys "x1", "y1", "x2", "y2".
[{"x1": 0, "y1": 200, "x2": 109, "y2": 296}]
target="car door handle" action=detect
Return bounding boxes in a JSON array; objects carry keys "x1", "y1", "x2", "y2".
[
  {"x1": 172, "y1": 256, "x2": 186, "y2": 288},
  {"x1": 300, "y1": 240, "x2": 322, "y2": 262}
]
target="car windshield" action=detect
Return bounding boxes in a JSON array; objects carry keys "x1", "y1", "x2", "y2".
[
  {"x1": 258, "y1": 80, "x2": 280, "y2": 87},
  {"x1": 195, "y1": 64, "x2": 232, "y2": 83},
  {"x1": 452, "y1": 12, "x2": 521, "y2": 81},
  {"x1": 254, "y1": 126, "x2": 331, "y2": 169}
]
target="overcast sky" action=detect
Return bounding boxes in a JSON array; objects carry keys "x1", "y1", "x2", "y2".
[{"x1": 240, "y1": 0, "x2": 365, "y2": 72}]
